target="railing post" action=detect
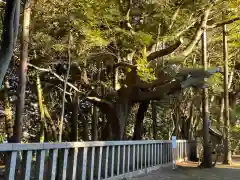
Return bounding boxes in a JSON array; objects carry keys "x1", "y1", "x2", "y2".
[
  {"x1": 154, "y1": 143, "x2": 156, "y2": 166},
  {"x1": 122, "y1": 145, "x2": 126, "y2": 174},
  {"x1": 160, "y1": 143, "x2": 162, "y2": 165},
  {"x1": 97, "y1": 147, "x2": 103, "y2": 180},
  {"x1": 111, "y1": 146, "x2": 115, "y2": 177},
  {"x1": 133, "y1": 145, "x2": 135, "y2": 171},
  {"x1": 90, "y1": 147, "x2": 95, "y2": 180},
  {"x1": 137, "y1": 145, "x2": 139, "y2": 170},
  {"x1": 36, "y1": 150, "x2": 46, "y2": 180},
  {"x1": 62, "y1": 149, "x2": 69, "y2": 180},
  {"x1": 20, "y1": 150, "x2": 33, "y2": 180},
  {"x1": 82, "y1": 147, "x2": 88, "y2": 180},
  {"x1": 141, "y1": 145, "x2": 143, "y2": 169},
  {"x1": 150, "y1": 144, "x2": 154, "y2": 167},
  {"x1": 4, "y1": 151, "x2": 17, "y2": 180},
  {"x1": 117, "y1": 146, "x2": 120, "y2": 176},
  {"x1": 144, "y1": 144, "x2": 147, "y2": 168},
  {"x1": 127, "y1": 145, "x2": 130, "y2": 173},
  {"x1": 47, "y1": 149, "x2": 58, "y2": 180},
  {"x1": 168, "y1": 143, "x2": 170, "y2": 163},
  {"x1": 104, "y1": 146, "x2": 109, "y2": 179}
]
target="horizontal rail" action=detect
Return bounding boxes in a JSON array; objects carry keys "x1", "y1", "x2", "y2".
[{"x1": 0, "y1": 140, "x2": 193, "y2": 152}]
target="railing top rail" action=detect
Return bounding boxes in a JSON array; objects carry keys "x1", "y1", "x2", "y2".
[{"x1": 0, "y1": 139, "x2": 190, "y2": 151}]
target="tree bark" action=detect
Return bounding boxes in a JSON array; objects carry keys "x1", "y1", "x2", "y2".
[
  {"x1": 70, "y1": 96, "x2": 78, "y2": 141},
  {"x1": 0, "y1": 0, "x2": 20, "y2": 86},
  {"x1": 218, "y1": 97, "x2": 224, "y2": 130},
  {"x1": 59, "y1": 32, "x2": 72, "y2": 142},
  {"x1": 91, "y1": 106, "x2": 98, "y2": 140},
  {"x1": 222, "y1": 24, "x2": 232, "y2": 164},
  {"x1": 13, "y1": 0, "x2": 31, "y2": 143},
  {"x1": 201, "y1": 28, "x2": 212, "y2": 168},
  {"x1": 151, "y1": 100, "x2": 157, "y2": 139},
  {"x1": 81, "y1": 114, "x2": 89, "y2": 141},
  {"x1": 132, "y1": 101, "x2": 150, "y2": 140}
]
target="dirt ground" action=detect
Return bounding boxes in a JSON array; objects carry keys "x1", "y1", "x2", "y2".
[{"x1": 133, "y1": 161, "x2": 240, "y2": 180}]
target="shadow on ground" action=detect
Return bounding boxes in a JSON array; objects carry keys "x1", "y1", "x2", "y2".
[{"x1": 133, "y1": 162, "x2": 240, "y2": 180}]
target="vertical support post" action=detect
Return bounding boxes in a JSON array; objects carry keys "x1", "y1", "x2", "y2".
[
  {"x1": 111, "y1": 146, "x2": 115, "y2": 177},
  {"x1": 82, "y1": 147, "x2": 88, "y2": 180},
  {"x1": 133, "y1": 145, "x2": 135, "y2": 171},
  {"x1": 137, "y1": 145, "x2": 139, "y2": 170},
  {"x1": 144, "y1": 144, "x2": 147, "y2": 168},
  {"x1": 117, "y1": 146, "x2": 120, "y2": 175},
  {"x1": 160, "y1": 143, "x2": 163, "y2": 165},
  {"x1": 148, "y1": 144, "x2": 150, "y2": 167},
  {"x1": 105, "y1": 146, "x2": 109, "y2": 179},
  {"x1": 47, "y1": 149, "x2": 58, "y2": 180},
  {"x1": 122, "y1": 145, "x2": 125, "y2": 174},
  {"x1": 141, "y1": 145, "x2": 143, "y2": 169},
  {"x1": 127, "y1": 145, "x2": 130, "y2": 172},
  {"x1": 5, "y1": 151, "x2": 17, "y2": 180},
  {"x1": 202, "y1": 27, "x2": 212, "y2": 168},
  {"x1": 154, "y1": 143, "x2": 157, "y2": 166},
  {"x1": 151, "y1": 144, "x2": 154, "y2": 166},
  {"x1": 36, "y1": 150, "x2": 46, "y2": 180},
  {"x1": 62, "y1": 149, "x2": 69, "y2": 180},
  {"x1": 90, "y1": 147, "x2": 95, "y2": 180},
  {"x1": 98, "y1": 147, "x2": 103, "y2": 180},
  {"x1": 20, "y1": 150, "x2": 33, "y2": 180}
]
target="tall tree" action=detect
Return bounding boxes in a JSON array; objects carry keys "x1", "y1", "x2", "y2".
[
  {"x1": 222, "y1": 24, "x2": 232, "y2": 164},
  {"x1": 13, "y1": 0, "x2": 32, "y2": 143},
  {"x1": 201, "y1": 28, "x2": 212, "y2": 168},
  {"x1": 0, "y1": 0, "x2": 20, "y2": 86}
]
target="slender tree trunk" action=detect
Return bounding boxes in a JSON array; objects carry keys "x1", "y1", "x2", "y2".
[
  {"x1": 44, "y1": 105, "x2": 57, "y2": 141},
  {"x1": 218, "y1": 97, "x2": 224, "y2": 130},
  {"x1": 81, "y1": 114, "x2": 89, "y2": 141},
  {"x1": 13, "y1": 0, "x2": 31, "y2": 143},
  {"x1": 91, "y1": 61, "x2": 100, "y2": 141},
  {"x1": 91, "y1": 106, "x2": 98, "y2": 140},
  {"x1": 59, "y1": 32, "x2": 72, "y2": 142},
  {"x1": 218, "y1": 71, "x2": 234, "y2": 130},
  {"x1": 70, "y1": 96, "x2": 78, "y2": 141},
  {"x1": 173, "y1": 104, "x2": 180, "y2": 137},
  {"x1": 188, "y1": 101, "x2": 194, "y2": 140},
  {"x1": 201, "y1": 28, "x2": 212, "y2": 168},
  {"x1": 36, "y1": 75, "x2": 45, "y2": 142},
  {"x1": 151, "y1": 100, "x2": 157, "y2": 139},
  {"x1": 222, "y1": 24, "x2": 232, "y2": 164}
]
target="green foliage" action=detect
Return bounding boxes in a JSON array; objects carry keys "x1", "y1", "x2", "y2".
[
  {"x1": 0, "y1": 134, "x2": 6, "y2": 143},
  {"x1": 136, "y1": 48, "x2": 155, "y2": 82}
]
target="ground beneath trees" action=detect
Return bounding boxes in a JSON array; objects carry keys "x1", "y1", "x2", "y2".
[{"x1": 133, "y1": 161, "x2": 240, "y2": 180}]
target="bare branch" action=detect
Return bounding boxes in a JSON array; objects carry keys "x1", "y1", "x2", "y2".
[
  {"x1": 147, "y1": 39, "x2": 183, "y2": 61},
  {"x1": 28, "y1": 63, "x2": 84, "y2": 94},
  {"x1": 179, "y1": 4, "x2": 213, "y2": 57},
  {"x1": 86, "y1": 96, "x2": 113, "y2": 108},
  {"x1": 169, "y1": 6, "x2": 181, "y2": 30},
  {"x1": 207, "y1": 16, "x2": 240, "y2": 29},
  {"x1": 133, "y1": 80, "x2": 182, "y2": 102}
]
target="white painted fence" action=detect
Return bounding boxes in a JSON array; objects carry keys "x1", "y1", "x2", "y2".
[{"x1": 0, "y1": 140, "x2": 195, "y2": 180}]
